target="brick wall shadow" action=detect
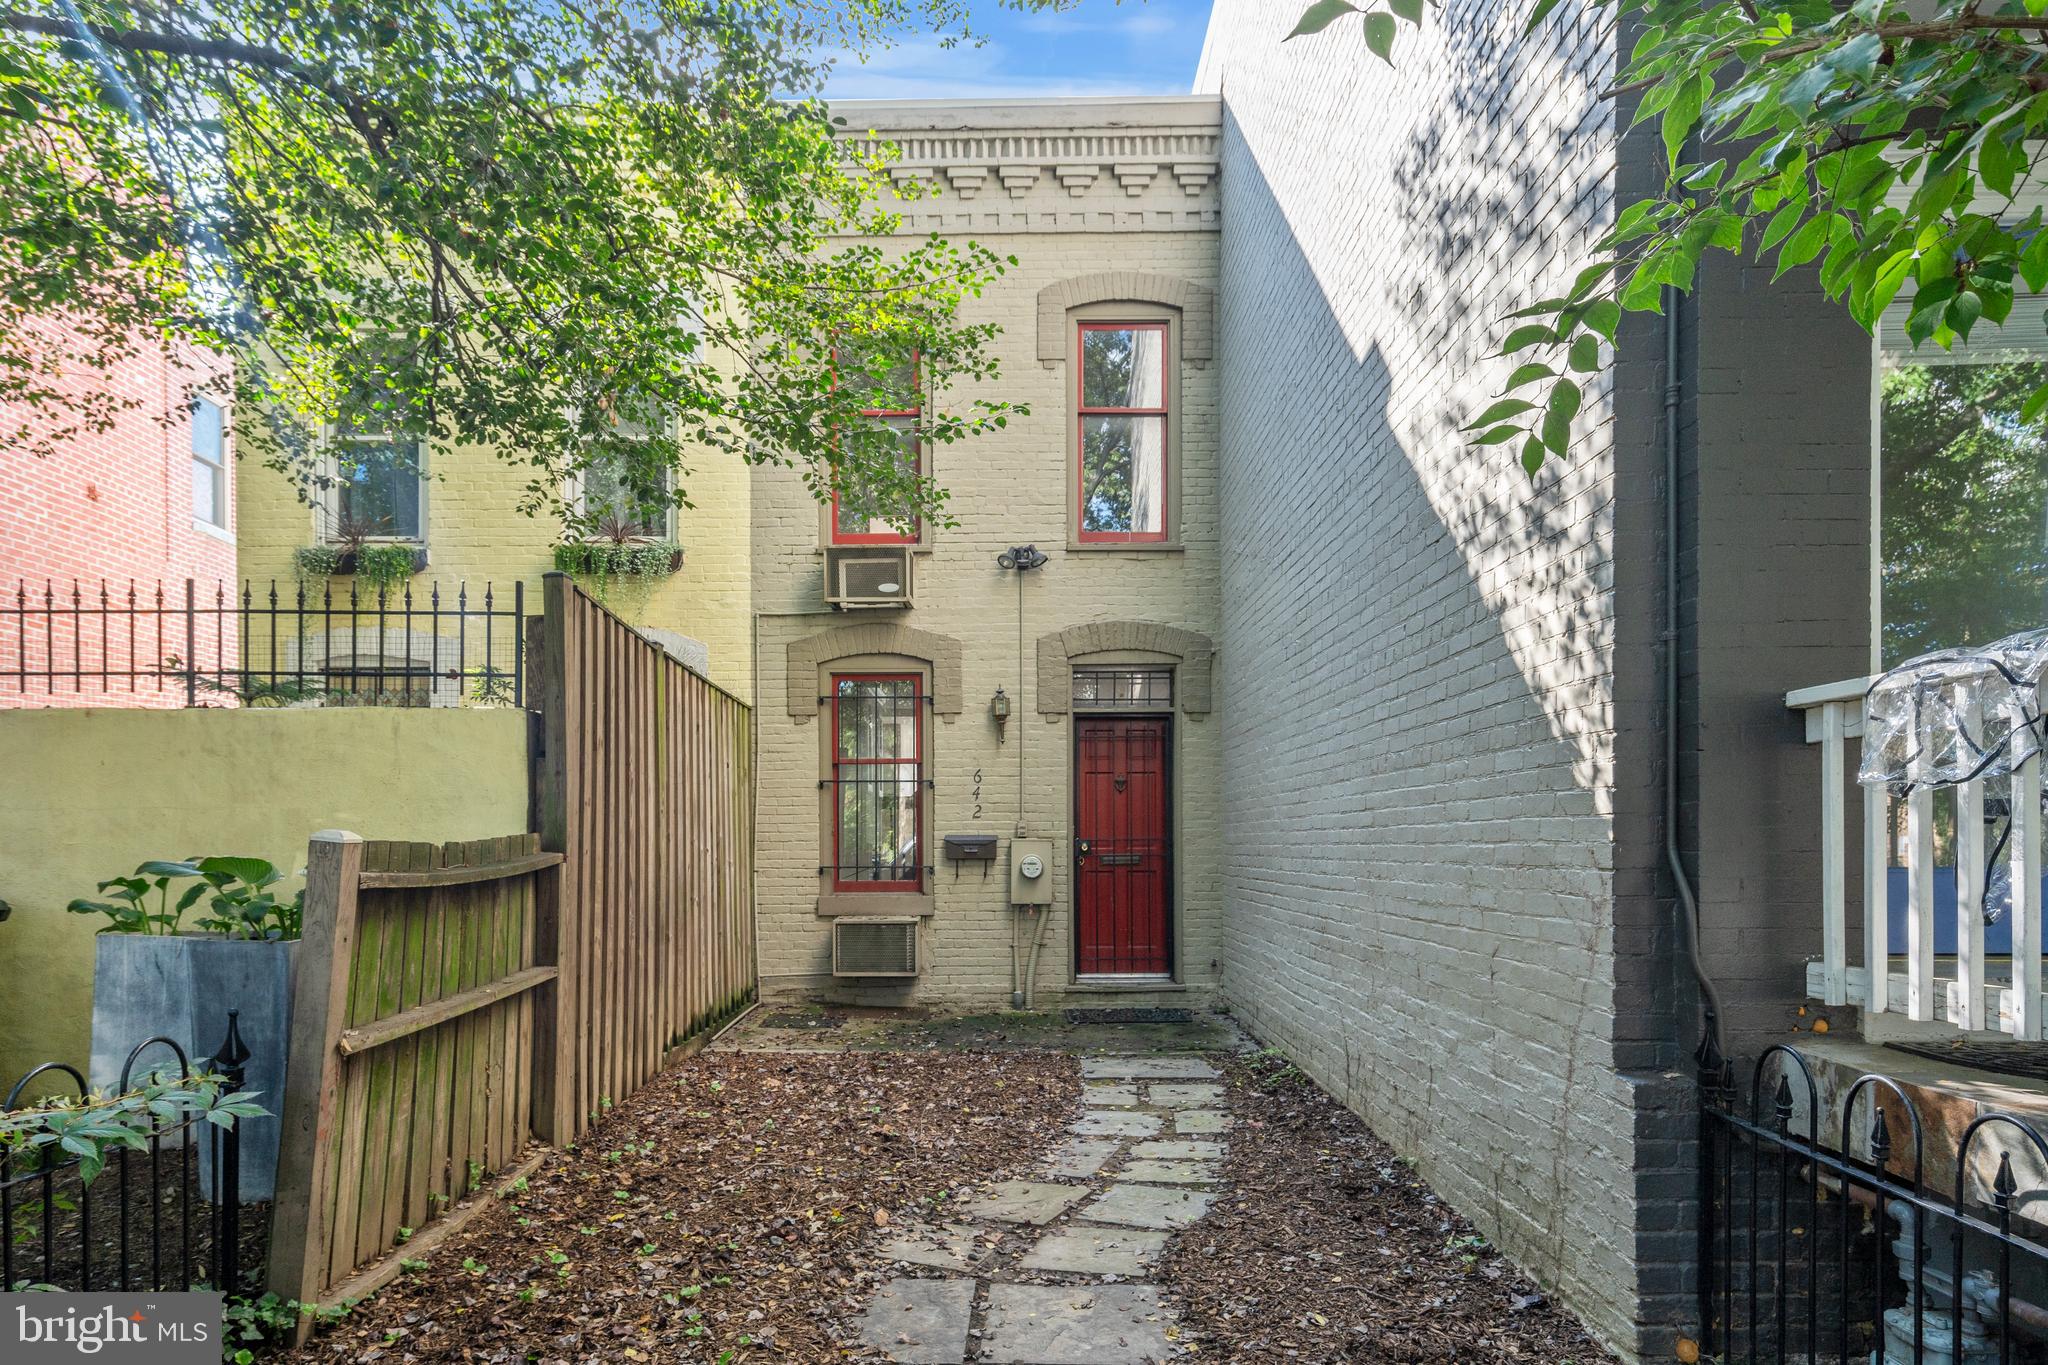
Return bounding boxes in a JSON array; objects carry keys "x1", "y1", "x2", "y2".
[{"x1": 1203, "y1": 4, "x2": 1684, "y2": 1353}]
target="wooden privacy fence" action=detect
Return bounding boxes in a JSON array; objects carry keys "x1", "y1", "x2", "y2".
[
  {"x1": 267, "y1": 576, "x2": 757, "y2": 1324},
  {"x1": 270, "y1": 834, "x2": 559, "y2": 1326},
  {"x1": 532, "y1": 573, "x2": 756, "y2": 1145}
]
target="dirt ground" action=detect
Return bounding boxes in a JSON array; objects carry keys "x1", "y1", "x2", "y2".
[
  {"x1": 286, "y1": 1048, "x2": 1079, "y2": 1364},
  {"x1": 1157, "y1": 1051, "x2": 1619, "y2": 1364},
  {"x1": 285, "y1": 1015, "x2": 1618, "y2": 1364}
]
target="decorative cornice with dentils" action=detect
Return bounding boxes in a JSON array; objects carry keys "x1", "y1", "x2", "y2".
[
  {"x1": 1036, "y1": 620, "x2": 1214, "y2": 716},
  {"x1": 831, "y1": 96, "x2": 1220, "y2": 233},
  {"x1": 786, "y1": 622, "x2": 964, "y2": 720},
  {"x1": 1036, "y1": 271, "x2": 1214, "y2": 367}
]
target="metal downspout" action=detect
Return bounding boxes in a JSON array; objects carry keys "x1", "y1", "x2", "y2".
[{"x1": 1664, "y1": 287, "x2": 1725, "y2": 1068}]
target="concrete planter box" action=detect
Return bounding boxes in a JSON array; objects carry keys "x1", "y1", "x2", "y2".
[{"x1": 87, "y1": 934, "x2": 296, "y2": 1201}]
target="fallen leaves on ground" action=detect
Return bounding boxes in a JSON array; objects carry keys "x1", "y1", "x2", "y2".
[
  {"x1": 287, "y1": 1049, "x2": 1077, "y2": 1363},
  {"x1": 1159, "y1": 1053, "x2": 1618, "y2": 1364}
]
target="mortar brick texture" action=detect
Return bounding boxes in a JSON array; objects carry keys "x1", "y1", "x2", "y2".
[
  {"x1": 2, "y1": 337, "x2": 237, "y2": 707},
  {"x1": 752, "y1": 207, "x2": 1223, "y2": 1010},
  {"x1": 1197, "y1": 3, "x2": 1679, "y2": 1358}
]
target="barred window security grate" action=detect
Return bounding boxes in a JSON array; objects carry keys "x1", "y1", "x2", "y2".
[{"x1": 829, "y1": 674, "x2": 924, "y2": 890}]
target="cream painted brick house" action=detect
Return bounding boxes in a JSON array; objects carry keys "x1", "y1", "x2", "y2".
[{"x1": 754, "y1": 97, "x2": 1227, "y2": 1011}]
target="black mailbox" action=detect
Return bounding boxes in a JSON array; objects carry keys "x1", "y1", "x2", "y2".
[{"x1": 943, "y1": 834, "x2": 999, "y2": 862}]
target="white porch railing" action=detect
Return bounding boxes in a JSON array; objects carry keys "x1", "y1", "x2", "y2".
[{"x1": 1788, "y1": 675, "x2": 2044, "y2": 1038}]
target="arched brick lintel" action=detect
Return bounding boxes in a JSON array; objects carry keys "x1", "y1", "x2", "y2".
[
  {"x1": 1035, "y1": 272, "x2": 1214, "y2": 365},
  {"x1": 786, "y1": 622, "x2": 964, "y2": 720},
  {"x1": 1035, "y1": 620, "x2": 1214, "y2": 716}
]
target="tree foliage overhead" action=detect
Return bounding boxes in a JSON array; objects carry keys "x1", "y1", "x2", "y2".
[
  {"x1": 1880, "y1": 361, "x2": 2048, "y2": 662},
  {"x1": 0, "y1": 0, "x2": 1045, "y2": 531},
  {"x1": 1290, "y1": 0, "x2": 2048, "y2": 476}
]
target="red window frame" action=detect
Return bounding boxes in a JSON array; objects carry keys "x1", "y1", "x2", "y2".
[
  {"x1": 830, "y1": 349, "x2": 922, "y2": 546},
  {"x1": 1076, "y1": 320, "x2": 1170, "y2": 544},
  {"x1": 830, "y1": 672, "x2": 925, "y2": 892}
]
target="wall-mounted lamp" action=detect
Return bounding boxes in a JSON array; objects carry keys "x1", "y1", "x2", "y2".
[
  {"x1": 990, "y1": 686, "x2": 1011, "y2": 741},
  {"x1": 997, "y1": 545, "x2": 1049, "y2": 571}
]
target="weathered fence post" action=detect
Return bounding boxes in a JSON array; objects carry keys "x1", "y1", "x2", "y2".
[
  {"x1": 531, "y1": 575, "x2": 580, "y2": 1146},
  {"x1": 267, "y1": 830, "x2": 363, "y2": 1343},
  {"x1": 212, "y1": 1009, "x2": 249, "y2": 1295}
]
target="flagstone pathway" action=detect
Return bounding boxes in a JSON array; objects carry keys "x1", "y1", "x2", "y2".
[{"x1": 851, "y1": 1055, "x2": 1224, "y2": 1364}]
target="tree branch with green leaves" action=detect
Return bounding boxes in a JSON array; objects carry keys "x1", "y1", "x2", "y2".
[
  {"x1": 0, "y1": 1, "x2": 1065, "y2": 533},
  {"x1": 1290, "y1": 0, "x2": 2048, "y2": 475}
]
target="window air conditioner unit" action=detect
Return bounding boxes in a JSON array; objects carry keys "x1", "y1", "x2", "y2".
[
  {"x1": 825, "y1": 545, "x2": 913, "y2": 608},
  {"x1": 831, "y1": 917, "x2": 921, "y2": 978}
]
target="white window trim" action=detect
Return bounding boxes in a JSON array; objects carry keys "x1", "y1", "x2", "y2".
[
  {"x1": 189, "y1": 393, "x2": 231, "y2": 534},
  {"x1": 316, "y1": 430, "x2": 429, "y2": 545},
  {"x1": 563, "y1": 461, "x2": 676, "y2": 542}
]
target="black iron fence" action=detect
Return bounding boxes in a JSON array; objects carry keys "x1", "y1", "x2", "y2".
[
  {"x1": 1703, "y1": 1044, "x2": 2048, "y2": 1364},
  {"x1": 1, "y1": 578, "x2": 526, "y2": 708},
  {"x1": 2, "y1": 1013, "x2": 259, "y2": 1294}
]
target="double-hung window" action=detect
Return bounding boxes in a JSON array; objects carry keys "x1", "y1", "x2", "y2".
[
  {"x1": 333, "y1": 433, "x2": 424, "y2": 540},
  {"x1": 831, "y1": 344, "x2": 921, "y2": 545},
  {"x1": 831, "y1": 674, "x2": 924, "y2": 890},
  {"x1": 578, "y1": 398, "x2": 673, "y2": 540},
  {"x1": 581, "y1": 454, "x2": 671, "y2": 539},
  {"x1": 190, "y1": 396, "x2": 228, "y2": 529},
  {"x1": 1077, "y1": 321, "x2": 1169, "y2": 542}
]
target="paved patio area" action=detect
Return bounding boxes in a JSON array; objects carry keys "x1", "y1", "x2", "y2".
[{"x1": 850, "y1": 1053, "x2": 1229, "y2": 1364}]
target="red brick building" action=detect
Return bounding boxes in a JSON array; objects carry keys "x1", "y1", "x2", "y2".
[{"x1": 1, "y1": 338, "x2": 237, "y2": 707}]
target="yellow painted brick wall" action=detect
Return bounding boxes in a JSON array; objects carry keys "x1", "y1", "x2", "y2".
[{"x1": 234, "y1": 432, "x2": 753, "y2": 699}]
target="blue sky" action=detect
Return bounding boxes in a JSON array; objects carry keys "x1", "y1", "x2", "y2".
[{"x1": 819, "y1": 1, "x2": 1215, "y2": 101}]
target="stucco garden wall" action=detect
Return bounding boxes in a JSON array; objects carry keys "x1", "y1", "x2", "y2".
[
  {"x1": 751, "y1": 98, "x2": 1226, "y2": 1010},
  {"x1": 1196, "y1": 4, "x2": 1686, "y2": 1358},
  {"x1": 0, "y1": 707, "x2": 530, "y2": 1083}
]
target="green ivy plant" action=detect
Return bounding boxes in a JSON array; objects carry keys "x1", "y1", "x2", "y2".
[
  {"x1": 220, "y1": 1292, "x2": 350, "y2": 1363},
  {"x1": 290, "y1": 545, "x2": 344, "y2": 579},
  {"x1": 0, "y1": 1072, "x2": 265, "y2": 1186},
  {"x1": 67, "y1": 857, "x2": 302, "y2": 940},
  {"x1": 350, "y1": 542, "x2": 420, "y2": 593},
  {"x1": 553, "y1": 539, "x2": 685, "y2": 581},
  {"x1": 1290, "y1": 0, "x2": 2048, "y2": 474}
]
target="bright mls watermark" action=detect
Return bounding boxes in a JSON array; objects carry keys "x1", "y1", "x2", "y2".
[{"x1": 3, "y1": 1293, "x2": 220, "y2": 1364}]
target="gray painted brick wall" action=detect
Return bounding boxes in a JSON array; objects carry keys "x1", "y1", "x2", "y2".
[{"x1": 1197, "y1": 3, "x2": 1685, "y2": 1356}]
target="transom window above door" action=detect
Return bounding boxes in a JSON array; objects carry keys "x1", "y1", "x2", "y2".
[
  {"x1": 1073, "y1": 668, "x2": 1173, "y2": 710},
  {"x1": 1077, "y1": 322, "x2": 1169, "y2": 542}
]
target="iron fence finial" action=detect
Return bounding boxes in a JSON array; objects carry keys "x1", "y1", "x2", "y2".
[{"x1": 214, "y1": 1009, "x2": 250, "y2": 1074}]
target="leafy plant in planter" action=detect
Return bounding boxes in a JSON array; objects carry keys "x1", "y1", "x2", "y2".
[
  {"x1": 72, "y1": 857, "x2": 302, "y2": 1201},
  {"x1": 68, "y1": 857, "x2": 302, "y2": 941},
  {"x1": 293, "y1": 512, "x2": 423, "y2": 592},
  {"x1": 291, "y1": 544, "x2": 344, "y2": 579},
  {"x1": 554, "y1": 512, "x2": 684, "y2": 583}
]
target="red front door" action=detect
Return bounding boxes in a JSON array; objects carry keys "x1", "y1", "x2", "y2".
[{"x1": 1075, "y1": 716, "x2": 1171, "y2": 975}]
